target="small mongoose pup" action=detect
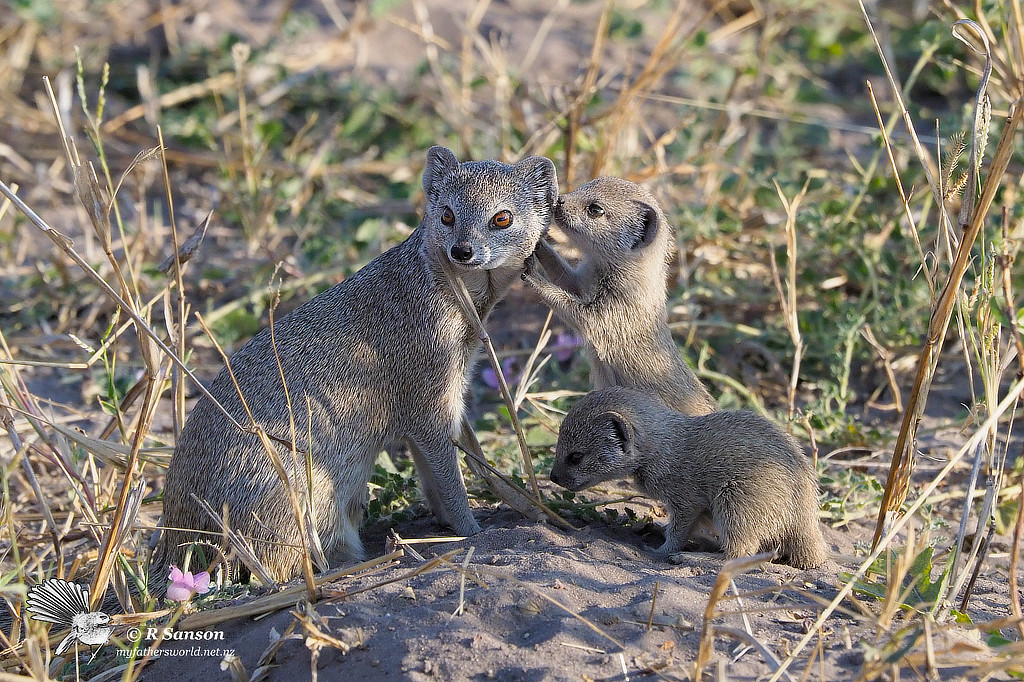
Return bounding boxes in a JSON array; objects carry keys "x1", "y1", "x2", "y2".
[
  {"x1": 157, "y1": 146, "x2": 558, "y2": 582},
  {"x1": 522, "y1": 177, "x2": 717, "y2": 416},
  {"x1": 551, "y1": 387, "x2": 827, "y2": 569}
]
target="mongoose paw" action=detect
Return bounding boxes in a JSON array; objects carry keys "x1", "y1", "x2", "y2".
[
  {"x1": 666, "y1": 552, "x2": 690, "y2": 565},
  {"x1": 452, "y1": 518, "x2": 482, "y2": 537},
  {"x1": 521, "y1": 253, "x2": 537, "y2": 280}
]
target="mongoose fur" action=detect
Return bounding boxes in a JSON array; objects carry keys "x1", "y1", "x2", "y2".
[
  {"x1": 551, "y1": 386, "x2": 827, "y2": 569},
  {"x1": 522, "y1": 177, "x2": 717, "y2": 416},
  {"x1": 157, "y1": 146, "x2": 558, "y2": 583}
]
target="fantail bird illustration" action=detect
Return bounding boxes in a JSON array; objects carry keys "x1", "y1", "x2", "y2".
[{"x1": 26, "y1": 579, "x2": 114, "y2": 658}]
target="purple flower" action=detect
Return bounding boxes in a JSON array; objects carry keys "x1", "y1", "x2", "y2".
[
  {"x1": 482, "y1": 357, "x2": 521, "y2": 390},
  {"x1": 550, "y1": 332, "x2": 583, "y2": 363},
  {"x1": 166, "y1": 565, "x2": 212, "y2": 602}
]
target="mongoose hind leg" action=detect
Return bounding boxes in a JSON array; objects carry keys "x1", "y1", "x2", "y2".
[
  {"x1": 408, "y1": 432, "x2": 481, "y2": 537},
  {"x1": 781, "y1": 526, "x2": 828, "y2": 569}
]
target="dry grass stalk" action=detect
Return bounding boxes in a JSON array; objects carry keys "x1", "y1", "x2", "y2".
[
  {"x1": 768, "y1": 371, "x2": 1024, "y2": 682},
  {"x1": 323, "y1": 549, "x2": 463, "y2": 602},
  {"x1": 1000, "y1": 204, "x2": 1024, "y2": 635},
  {"x1": 869, "y1": 12, "x2": 1022, "y2": 548},
  {"x1": 564, "y1": 0, "x2": 614, "y2": 185},
  {"x1": 589, "y1": 0, "x2": 741, "y2": 179},
  {"x1": 0, "y1": 180, "x2": 250, "y2": 437},
  {"x1": 455, "y1": 418, "x2": 575, "y2": 531},
  {"x1": 176, "y1": 550, "x2": 403, "y2": 632},
  {"x1": 865, "y1": 81, "x2": 935, "y2": 296},
  {"x1": 33, "y1": 75, "x2": 169, "y2": 612},
  {"x1": 438, "y1": 260, "x2": 578, "y2": 532},
  {"x1": 768, "y1": 179, "x2": 809, "y2": 424},
  {"x1": 440, "y1": 558, "x2": 627, "y2": 654},
  {"x1": 155, "y1": 127, "x2": 188, "y2": 442},
  {"x1": 860, "y1": 325, "x2": 904, "y2": 413},
  {"x1": 693, "y1": 552, "x2": 782, "y2": 680},
  {"x1": 191, "y1": 312, "x2": 318, "y2": 600}
]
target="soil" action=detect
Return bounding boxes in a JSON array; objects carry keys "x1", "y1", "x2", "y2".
[{"x1": 132, "y1": 504, "x2": 1012, "y2": 681}]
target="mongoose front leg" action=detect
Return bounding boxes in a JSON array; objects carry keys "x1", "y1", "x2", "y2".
[
  {"x1": 652, "y1": 503, "x2": 703, "y2": 558},
  {"x1": 533, "y1": 239, "x2": 583, "y2": 296},
  {"x1": 523, "y1": 256, "x2": 590, "y2": 328},
  {"x1": 408, "y1": 433, "x2": 481, "y2": 536}
]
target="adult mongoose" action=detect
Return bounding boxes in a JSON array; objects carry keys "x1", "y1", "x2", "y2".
[
  {"x1": 157, "y1": 146, "x2": 558, "y2": 582},
  {"x1": 522, "y1": 177, "x2": 717, "y2": 416},
  {"x1": 551, "y1": 386, "x2": 827, "y2": 569}
]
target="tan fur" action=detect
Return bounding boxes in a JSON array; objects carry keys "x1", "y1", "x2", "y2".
[
  {"x1": 156, "y1": 146, "x2": 557, "y2": 583},
  {"x1": 523, "y1": 177, "x2": 717, "y2": 416},
  {"x1": 551, "y1": 387, "x2": 827, "y2": 569}
]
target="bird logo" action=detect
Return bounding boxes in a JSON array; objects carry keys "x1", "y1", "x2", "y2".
[{"x1": 25, "y1": 579, "x2": 114, "y2": 659}]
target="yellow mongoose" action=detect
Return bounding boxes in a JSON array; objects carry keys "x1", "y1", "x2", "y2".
[
  {"x1": 157, "y1": 146, "x2": 558, "y2": 582},
  {"x1": 522, "y1": 177, "x2": 717, "y2": 416},
  {"x1": 551, "y1": 387, "x2": 827, "y2": 569}
]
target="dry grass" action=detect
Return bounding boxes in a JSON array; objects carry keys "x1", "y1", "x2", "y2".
[{"x1": 2, "y1": 0, "x2": 1024, "y2": 679}]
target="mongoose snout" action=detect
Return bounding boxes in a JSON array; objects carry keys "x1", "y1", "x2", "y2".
[
  {"x1": 552, "y1": 386, "x2": 828, "y2": 569},
  {"x1": 450, "y1": 242, "x2": 475, "y2": 263}
]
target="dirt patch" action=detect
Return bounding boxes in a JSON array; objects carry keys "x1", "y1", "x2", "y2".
[{"x1": 127, "y1": 503, "x2": 1012, "y2": 681}]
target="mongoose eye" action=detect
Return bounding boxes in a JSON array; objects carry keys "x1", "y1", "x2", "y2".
[
  {"x1": 567, "y1": 451, "x2": 585, "y2": 466},
  {"x1": 491, "y1": 210, "x2": 513, "y2": 229},
  {"x1": 441, "y1": 207, "x2": 456, "y2": 226},
  {"x1": 586, "y1": 203, "x2": 605, "y2": 218}
]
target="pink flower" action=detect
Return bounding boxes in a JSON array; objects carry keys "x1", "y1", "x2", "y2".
[{"x1": 166, "y1": 565, "x2": 212, "y2": 602}]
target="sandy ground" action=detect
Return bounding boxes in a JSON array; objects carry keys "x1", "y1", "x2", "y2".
[{"x1": 130, "y1": 503, "x2": 1013, "y2": 681}]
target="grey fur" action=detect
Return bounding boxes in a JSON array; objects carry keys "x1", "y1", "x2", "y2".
[
  {"x1": 157, "y1": 146, "x2": 558, "y2": 582},
  {"x1": 551, "y1": 387, "x2": 827, "y2": 569},
  {"x1": 523, "y1": 177, "x2": 717, "y2": 416}
]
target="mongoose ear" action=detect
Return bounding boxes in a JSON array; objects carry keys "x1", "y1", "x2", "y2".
[
  {"x1": 629, "y1": 202, "x2": 660, "y2": 251},
  {"x1": 423, "y1": 146, "x2": 461, "y2": 198},
  {"x1": 604, "y1": 411, "x2": 632, "y2": 449},
  {"x1": 515, "y1": 156, "x2": 558, "y2": 211}
]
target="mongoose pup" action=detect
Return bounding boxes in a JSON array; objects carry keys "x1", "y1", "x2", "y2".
[
  {"x1": 158, "y1": 146, "x2": 558, "y2": 582},
  {"x1": 551, "y1": 387, "x2": 827, "y2": 569},
  {"x1": 522, "y1": 177, "x2": 717, "y2": 416}
]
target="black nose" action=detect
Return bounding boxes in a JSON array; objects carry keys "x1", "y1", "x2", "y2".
[{"x1": 450, "y1": 243, "x2": 474, "y2": 262}]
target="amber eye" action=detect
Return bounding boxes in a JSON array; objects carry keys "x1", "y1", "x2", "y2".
[
  {"x1": 440, "y1": 207, "x2": 456, "y2": 226},
  {"x1": 491, "y1": 210, "x2": 513, "y2": 229},
  {"x1": 586, "y1": 203, "x2": 605, "y2": 218}
]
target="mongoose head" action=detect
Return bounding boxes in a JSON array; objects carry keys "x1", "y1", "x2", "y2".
[
  {"x1": 552, "y1": 177, "x2": 672, "y2": 267},
  {"x1": 422, "y1": 146, "x2": 558, "y2": 271},
  {"x1": 550, "y1": 387, "x2": 643, "y2": 491}
]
